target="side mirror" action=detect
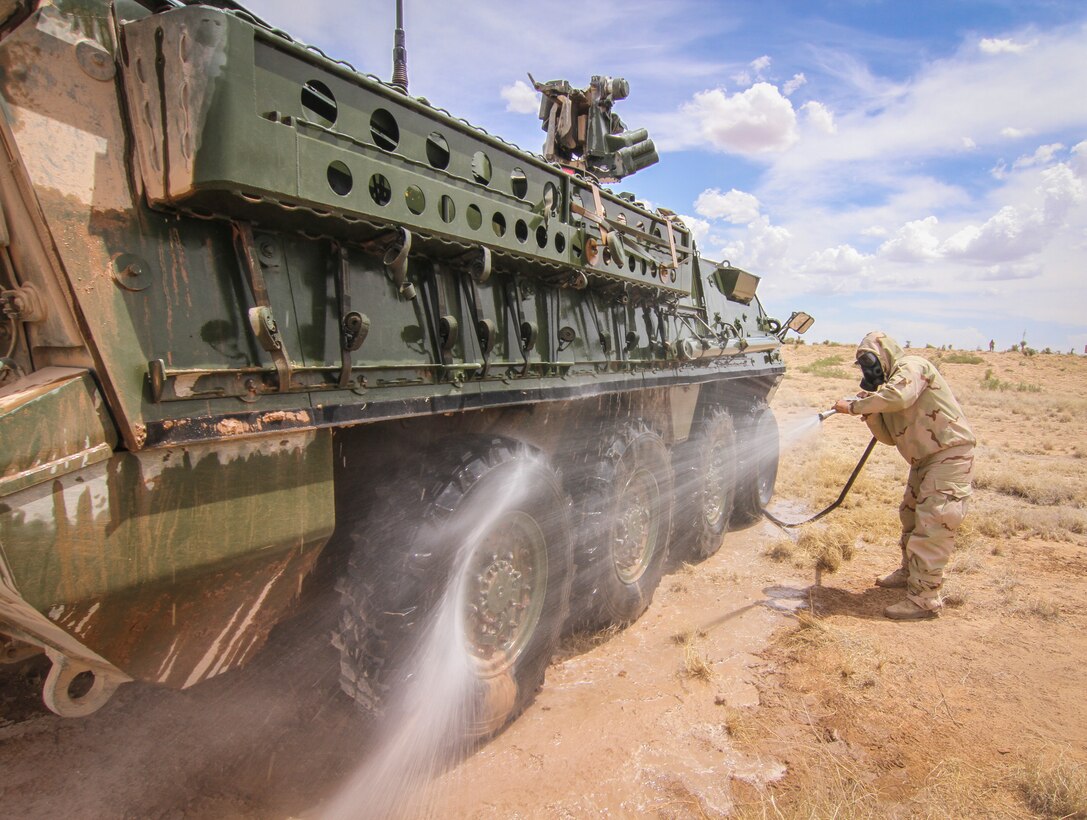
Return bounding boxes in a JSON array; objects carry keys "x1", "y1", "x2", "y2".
[
  {"x1": 774, "y1": 311, "x2": 814, "y2": 341},
  {"x1": 787, "y1": 312, "x2": 814, "y2": 335}
]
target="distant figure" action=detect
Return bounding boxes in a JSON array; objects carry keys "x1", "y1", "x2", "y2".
[
  {"x1": 904, "y1": 340, "x2": 911, "y2": 349},
  {"x1": 833, "y1": 332, "x2": 975, "y2": 621},
  {"x1": 989, "y1": 339, "x2": 995, "y2": 352},
  {"x1": 1020, "y1": 341, "x2": 1026, "y2": 353}
]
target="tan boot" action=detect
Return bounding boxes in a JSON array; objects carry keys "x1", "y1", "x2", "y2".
[
  {"x1": 875, "y1": 567, "x2": 908, "y2": 589},
  {"x1": 884, "y1": 599, "x2": 938, "y2": 621}
]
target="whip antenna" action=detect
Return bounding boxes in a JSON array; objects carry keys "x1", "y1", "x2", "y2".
[{"x1": 391, "y1": 0, "x2": 409, "y2": 92}]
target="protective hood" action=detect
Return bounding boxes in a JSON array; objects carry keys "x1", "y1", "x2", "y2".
[{"x1": 857, "y1": 331, "x2": 905, "y2": 375}]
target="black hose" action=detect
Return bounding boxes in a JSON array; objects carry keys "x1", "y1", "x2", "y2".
[{"x1": 762, "y1": 436, "x2": 878, "y2": 529}]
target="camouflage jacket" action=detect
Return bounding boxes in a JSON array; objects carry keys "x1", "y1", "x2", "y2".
[{"x1": 849, "y1": 332, "x2": 976, "y2": 467}]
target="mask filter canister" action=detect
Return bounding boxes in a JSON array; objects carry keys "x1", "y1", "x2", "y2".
[{"x1": 857, "y1": 351, "x2": 885, "y2": 391}]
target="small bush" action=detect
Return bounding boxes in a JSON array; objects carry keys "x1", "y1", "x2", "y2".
[
  {"x1": 800, "y1": 355, "x2": 852, "y2": 379},
  {"x1": 1017, "y1": 750, "x2": 1087, "y2": 817},
  {"x1": 944, "y1": 353, "x2": 984, "y2": 364},
  {"x1": 978, "y1": 368, "x2": 1041, "y2": 393},
  {"x1": 673, "y1": 629, "x2": 713, "y2": 681},
  {"x1": 766, "y1": 539, "x2": 795, "y2": 561},
  {"x1": 941, "y1": 581, "x2": 969, "y2": 608}
]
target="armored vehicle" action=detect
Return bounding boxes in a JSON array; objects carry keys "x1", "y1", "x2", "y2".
[{"x1": 0, "y1": 0, "x2": 811, "y2": 730}]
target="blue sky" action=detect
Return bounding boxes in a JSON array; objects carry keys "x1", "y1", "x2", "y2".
[{"x1": 244, "y1": 0, "x2": 1087, "y2": 352}]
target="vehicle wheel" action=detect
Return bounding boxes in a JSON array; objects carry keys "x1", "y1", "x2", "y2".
[
  {"x1": 335, "y1": 436, "x2": 574, "y2": 739},
  {"x1": 688, "y1": 409, "x2": 738, "y2": 558},
  {"x1": 732, "y1": 403, "x2": 779, "y2": 525},
  {"x1": 574, "y1": 423, "x2": 674, "y2": 627}
]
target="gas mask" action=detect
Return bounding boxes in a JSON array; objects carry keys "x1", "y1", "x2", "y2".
[{"x1": 856, "y1": 351, "x2": 886, "y2": 392}]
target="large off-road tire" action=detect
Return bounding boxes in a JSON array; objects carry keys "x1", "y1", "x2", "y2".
[
  {"x1": 573, "y1": 423, "x2": 674, "y2": 627},
  {"x1": 732, "y1": 403, "x2": 780, "y2": 525},
  {"x1": 335, "y1": 436, "x2": 574, "y2": 739},
  {"x1": 686, "y1": 409, "x2": 738, "y2": 558}
]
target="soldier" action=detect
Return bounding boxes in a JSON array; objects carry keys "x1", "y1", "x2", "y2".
[{"x1": 833, "y1": 332, "x2": 975, "y2": 621}]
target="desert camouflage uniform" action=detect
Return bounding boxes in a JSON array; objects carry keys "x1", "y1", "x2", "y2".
[{"x1": 849, "y1": 332, "x2": 976, "y2": 611}]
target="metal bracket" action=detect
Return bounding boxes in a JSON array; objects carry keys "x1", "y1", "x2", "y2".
[
  {"x1": 233, "y1": 223, "x2": 292, "y2": 392},
  {"x1": 43, "y1": 648, "x2": 124, "y2": 718},
  {"x1": 0, "y1": 282, "x2": 46, "y2": 322},
  {"x1": 382, "y1": 227, "x2": 416, "y2": 300},
  {"x1": 333, "y1": 242, "x2": 370, "y2": 388}
]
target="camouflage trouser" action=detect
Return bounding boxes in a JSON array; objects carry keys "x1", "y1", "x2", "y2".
[{"x1": 897, "y1": 445, "x2": 974, "y2": 611}]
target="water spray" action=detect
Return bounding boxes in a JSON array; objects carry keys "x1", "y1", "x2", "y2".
[{"x1": 761, "y1": 404, "x2": 875, "y2": 529}]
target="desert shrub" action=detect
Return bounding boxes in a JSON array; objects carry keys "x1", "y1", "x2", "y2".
[
  {"x1": 1017, "y1": 750, "x2": 1087, "y2": 817},
  {"x1": 801, "y1": 355, "x2": 852, "y2": 379},
  {"x1": 944, "y1": 353, "x2": 984, "y2": 364},
  {"x1": 974, "y1": 472, "x2": 1081, "y2": 506},
  {"x1": 980, "y1": 368, "x2": 1041, "y2": 392}
]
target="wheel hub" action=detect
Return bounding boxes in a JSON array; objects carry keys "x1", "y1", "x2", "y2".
[
  {"x1": 462, "y1": 514, "x2": 547, "y2": 673},
  {"x1": 614, "y1": 470, "x2": 658, "y2": 583},
  {"x1": 703, "y1": 443, "x2": 728, "y2": 526}
]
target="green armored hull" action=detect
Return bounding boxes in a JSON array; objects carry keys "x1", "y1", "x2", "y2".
[{"x1": 0, "y1": 0, "x2": 807, "y2": 725}]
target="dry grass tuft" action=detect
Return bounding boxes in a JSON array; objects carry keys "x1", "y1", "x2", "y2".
[
  {"x1": 791, "y1": 521, "x2": 859, "y2": 574},
  {"x1": 1017, "y1": 749, "x2": 1087, "y2": 818},
  {"x1": 732, "y1": 756, "x2": 882, "y2": 819},
  {"x1": 559, "y1": 624, "x2": 622, "y2": 657},
  {"x1": 718, "y1": 705, "x2": 756, "y2": 744},
  {"x1": 996, "y1": 578, "x2": 1063, "y2": 621},
  {"x1": 974, "y1": 470, "x2": 1083, "y2": 507},
  {"x1": 673, "y1": 629, "x2": 713, "y2": 681},
  {"x1": 972, "y1": 501, "x2": 1087, "y2": 542},
  {"x1": 941, "y1": 580, "x2": 969, "y2": 609},
  {"x1": 765, "y1": 538, "x2": 795, "y2": 562},
  {"x1": 947, "y1": 547, "x2": 983, "y2": 575},
  {"x1": 1019, "y1": 596, "x2": 1062, "y2": 621},
  {"x1": 911, "y1": 757, "x2": 1018, "y2": 818}
]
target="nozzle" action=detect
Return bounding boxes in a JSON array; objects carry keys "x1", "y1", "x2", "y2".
[{"x1": 818, "y1": 408, "x2": 838, "y2": 422}]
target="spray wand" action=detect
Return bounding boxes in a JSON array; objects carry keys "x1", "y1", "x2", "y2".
[{"x1": 761, "y1": 405, "x2": 876, "y2": 529}]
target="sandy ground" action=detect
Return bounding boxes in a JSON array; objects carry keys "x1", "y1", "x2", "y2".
[{"x1": 2, "y1": 343, "x2": 1086, "y2": 818}]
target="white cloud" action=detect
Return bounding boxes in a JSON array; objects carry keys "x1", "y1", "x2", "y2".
[
  {"x1": 977, "y1": 263, "x2": 1041, "y2": 281},
  {"x1": 979, "y1": 37, "x2": 1035, "y2": 55},
  {"x1": 878, "y1": 216, "x2": 942, "y2": 261},
  {"x1": 500, "y1": 80, "x2": 538, "y2": 114},
  {"x1": 694, "y1": 188, "x2": 762, "y2": 223},
  {"x1": 765, "y1": 23, "x2": 1087, "y2": 177},
  {"x1": 681, "y1": 83, "x2": 799, "y2": 154},
  {"x1": 1073, "y1": 140, "x2": 1087, "y2": 175},
  {"x1": 944, "y1": 160, "x2": 1085, "y2": 263},
  {"x1": 801, "y1": 101, "x2": 836, "y2": 134},
  {"x1": 1013, "y1": 142, "x2": 1065, "y2": 169},
  {"x1": 721, "y1": 216, "x2": 793, "y2": 270},
  {"x1": 801, "y1": 244, "x2": 872, "y2": 276},
  {"x1": 733, "y1": 55, "x2": 772, "y2": 87},
  {"x1": 677, "y1": 214, "x2": 711, "y2": 245},
  {"x1": 783, "y1": 73, "x2": 807, "y2": 96},
  {"x1": 962, "y1": 137, "x2": 977, "y2": 150},
  {"x1": 943, "y1": 206, "x2": 1036, "y2": 261}
]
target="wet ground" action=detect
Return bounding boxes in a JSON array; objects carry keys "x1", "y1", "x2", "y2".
[{"x1": 0, "y1": 519, "x2": 800, "y2": 818}]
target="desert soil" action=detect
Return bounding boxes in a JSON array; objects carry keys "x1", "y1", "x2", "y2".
[{"x1": 2, "y1": 343, "x2": 1086, "y2": 818}]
